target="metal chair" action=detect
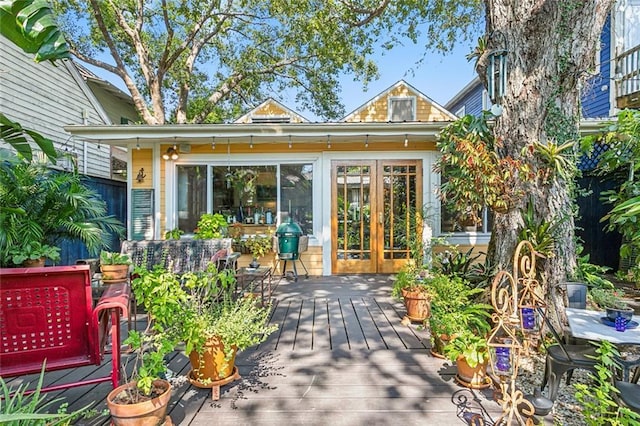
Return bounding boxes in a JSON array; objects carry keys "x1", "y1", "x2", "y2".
[
  {"x1": 539, "y1": 312, "x2": 598, "y2": 401},
  {"x1": 615, "y1": 345, "x2": 640, "y2": 413}
]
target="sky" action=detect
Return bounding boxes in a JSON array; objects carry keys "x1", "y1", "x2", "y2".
[{"x1": 88, "y1": 40, "x2": 479, "y2": 123}]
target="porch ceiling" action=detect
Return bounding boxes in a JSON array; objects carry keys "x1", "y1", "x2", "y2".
[{"x1": 63, "y1": 121, "x2": 448, "y2": 147}]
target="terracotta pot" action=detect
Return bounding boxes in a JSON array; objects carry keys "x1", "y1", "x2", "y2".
[
  {"x1": 22, "y1": 257, "x2": 46, "y2": 268},
  {"x1": 106, "y1": 379, "x2": 171, "y2": 426},
  {"x1": 189, "y1": 336, "x2": 238, "y2": 383},
  {"x1": 401, "y1": 288, "x2": 430, "y2": 322},
  {"x1": 430, "y1": 334, "x2": 450, "y2": 359},
  {"x1": 101, "y1": 264, "x2": 129, "y2": 282},
  {"x1": 455, "y1": 355, "x2": 490, "y2": 389}
]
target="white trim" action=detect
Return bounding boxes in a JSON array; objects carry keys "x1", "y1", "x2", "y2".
[
  {"x1": 64, "y1": 61, "x2": 112, "y2": 125},
  {"x1": 387, "y1": 96, "x2": 416, "y2": 121}
]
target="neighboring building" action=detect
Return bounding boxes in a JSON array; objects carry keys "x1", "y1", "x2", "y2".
[
  {"x1": 0, "y1": 35, "x2": 138, "y2": 180},
  {"x1": 66, "y1": 80, "x2": 467, "y2": 276},
  {"x1": 445, "y1": 3, "x2": 640, "y2": 119}
]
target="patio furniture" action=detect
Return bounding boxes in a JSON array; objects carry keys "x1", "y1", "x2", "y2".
[
  {"x1": 0, "y1": 265, "x2": 129, "y2": 392},
  {"x1": 236, "y1": 266, "x2": 273, "y2": 305},
  {"x1": 540, "y1": 312, "x2": 597, "y2": 401},
  {"x1": 121, "y1": 238, "x2": 238, "y2": 274}
]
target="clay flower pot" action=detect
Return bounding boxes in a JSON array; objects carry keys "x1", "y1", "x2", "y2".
[
  {"x1": 401, "y1": 288, "x2": 430, "y2": 322},
  {"x1": 106, "y1": 379, "x2": 171, "y2": 426},
  {"x1": 455, "y1": 356, "x2": 490, "y2": 389},
  {"x1": 101, "y1": 264, "x2": 130, "y2": 282},
  {"x1": 189, "y1": 336, "x2": 238, "y2": 385}
]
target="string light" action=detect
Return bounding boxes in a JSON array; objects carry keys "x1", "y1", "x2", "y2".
[
  {"x1": 365, "y1": 134, "x2": 369, "y2": 148},
  {"x1": 136, "y1": 136, "x2": 140, "y2": 150},
  {"x1": 404, "y1": 134, "x2": 408, "y2": 148},
  {"x1": 327, "y1": 135, "x2": 331, "y2": 149},
  {"x1": 288, "y1": 135, "x2": 292, "y2": 149},
  {"x1": 211, "y1": 136, "x2": 216, "y2": 150},
  {"x1": 249, "y1": 135, "x2": 253, "y2": 149}
]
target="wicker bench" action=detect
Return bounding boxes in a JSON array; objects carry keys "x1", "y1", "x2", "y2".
[
  {"x1": 0, "y1": 265, "x2": 129, "y2": 393},
  {"x1": 120, "y1": 238, "x2": 239, "y2": 274}
]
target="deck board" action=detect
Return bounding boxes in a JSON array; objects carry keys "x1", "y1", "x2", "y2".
[{"x1": 5, "y1": 275, "x2": 525, "y2": 425}]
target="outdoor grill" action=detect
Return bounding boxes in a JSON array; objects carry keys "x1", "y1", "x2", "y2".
[{"x1": 275, "y1": 219, "x2": 308, "y2": 281}]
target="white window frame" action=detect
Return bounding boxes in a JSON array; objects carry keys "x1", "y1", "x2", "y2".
[
  {"x1": 388, "y1": 96, "x2": 416, "y2": 121},
  {"x1": 454, "y1": 106, "x2": 466, "y2": 117}
]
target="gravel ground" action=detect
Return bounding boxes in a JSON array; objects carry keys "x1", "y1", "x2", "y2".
[{"x1": 516, "y1": 351, "x2": 589, "y2": 426}]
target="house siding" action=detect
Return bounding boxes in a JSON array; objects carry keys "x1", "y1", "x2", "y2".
[
  {"x1": 446, "y1": 83, "x2": 485, "y2": 117},
  {"x1": 345, "y1": 82, "x2": 454, "y2": 122},
  {"x1": 86, "y1": 81, "x2": 139, "y2": 125},
  {"x1": 581, "y1": 16, "x2": 612, "y2": 118},
  {"x1": 0, "y1": 36, "x2": 112, "y2": 178}
]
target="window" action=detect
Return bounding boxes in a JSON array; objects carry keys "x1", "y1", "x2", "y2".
[
  {"x1": 388, "y1": 96, "x2": 416, "y2": 121},
  {"x1": 616, "y1": 0, "x2": 640, "y2": 53},
  {"x1": 455, "y1": 106, "x2": 466, "y2": 117},
  {"x1": 176, "y1": 165, "x2": 207, "y2": 233},
  {"x1": 280, "y1": 164, "x2": 313, "y2": 235},
  {"x1": 177, "y1": 162, "x2": 314, "y2": 235}
]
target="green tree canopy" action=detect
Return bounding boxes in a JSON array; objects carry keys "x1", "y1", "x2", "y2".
[{"x1": 52, "y1": 0, "x2": 483, "y2": 124}]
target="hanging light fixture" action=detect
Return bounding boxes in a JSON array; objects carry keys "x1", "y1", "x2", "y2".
[
  {"x1": 136, "y1": 136, "x2": 140, "y2": 150},
  {"x1": 163, "y1": 137, "x2": 179, "y2": 160},
  {"x1": 327, "y1": 135, "x2": 331, "y2": 149},
  {"x1": 249, "y1": 135, "x2": 254, "y2": 149},
  {"x1": 288, "y1": 135, "x2": 292, "y2": 149},
  {"x1": 365, "y1": 134, "x2": 369, "y2": 148},
  {"x1": 211, "y1": 136, "x2": 216, "y2": 150},
  {"x1": 404, "y1": 134, "x2": 408, "y2": 148}
]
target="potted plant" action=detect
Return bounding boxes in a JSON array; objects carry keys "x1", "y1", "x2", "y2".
[
  {"x1": 7, "y1": 241, "x2": 60, "y2": 267},
  {"x1": 164, "y1": 227, "x2": 184, "y2": 240},
  {"x1": 443, "y1": 329, "x2": 491, "y2": 388},
  {"x1": 228, "y1": 223, "x2": 245, "y2": 253},
  {"x1": 194, "y1": 213, "x2": 228, "y2": 239},
  {"x1": 106, "y1": 330, "x2": 175, "y2": 425},
  {"x1": 588, "y1": 287, "x2": 634, "y2": 324},
  {"x1": 244, "y1": 234, "x2": 273, "y2": 268},
  {"x1": 427, "y1": 274, "x2": 491, "y2": 358},
  {"x1": 392, "y1": 264, "x2": 432, "y2": 322},
  {"x1": 179, "y1": 266, "x2": 278, "y2": 385},
  {"x1": 131, "y1": 264, "x2": 277, "y2": 387},
  {"x1": 99, "y1": 251, "x2": 132, "y2": 282}
]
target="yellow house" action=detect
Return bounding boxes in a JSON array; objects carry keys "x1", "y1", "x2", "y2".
[{"x1": 66, "y1": 80, "x2": 491, "y2": 276}]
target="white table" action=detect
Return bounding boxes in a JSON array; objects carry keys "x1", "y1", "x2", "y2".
[{"x1": 566, "y1": 308, "x2": 640, "y2": 344}]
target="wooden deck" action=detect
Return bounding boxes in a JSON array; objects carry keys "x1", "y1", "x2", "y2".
[{"x1": 7, "y1": 275, "x2": 506, "y2": 425}]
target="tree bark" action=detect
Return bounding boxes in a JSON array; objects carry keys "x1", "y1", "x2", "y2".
[{"x1": 482, "y1": 0, "x2": 615, "y2": 328}]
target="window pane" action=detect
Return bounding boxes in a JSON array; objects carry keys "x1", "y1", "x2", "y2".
[
  {"x1": 212, "y1": 165, "x2": 277, "y2": 225},
  {"x1": 177, "y1": 165, "x2": 207, "y2": 233},
  {"x1": 280, "y1": 164, "x2": 313, "y2": 235},
  {"x1": 390, "y1": 98, "x2": 415, "y2": 121}
]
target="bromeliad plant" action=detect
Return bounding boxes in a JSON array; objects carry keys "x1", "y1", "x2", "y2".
[{"x1": 434, "y1": 113, "x2": 532, "y2": 228}]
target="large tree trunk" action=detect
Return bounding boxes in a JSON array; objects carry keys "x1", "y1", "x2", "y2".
[{"x1": 481, "y1": 0, "x2": 615, "y2": 327}]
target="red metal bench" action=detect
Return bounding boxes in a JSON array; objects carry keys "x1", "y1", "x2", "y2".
[{"x1": 0, "y1": 265, "x2": 129, "y2": 392}]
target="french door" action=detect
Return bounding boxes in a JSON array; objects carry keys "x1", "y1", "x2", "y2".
[{"x1": 331, "y1": 160, "x2": 422, "y2": 274}]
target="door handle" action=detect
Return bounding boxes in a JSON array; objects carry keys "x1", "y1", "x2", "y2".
[{"x1": 378, "y1": 212, "x2": 383, "y2": 224}]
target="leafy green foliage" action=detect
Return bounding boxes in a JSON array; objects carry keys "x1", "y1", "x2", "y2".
[
  {"x1": 588, "y1": 288, "x2": 628, "y2": 310},
  {"x1": 51, "y1": 1, "x2": 482, "y2": 123},
  {"x1": 0, "y1": 363, "x2": 91, "y2": 425},
  {"x1": 8, "y1": 241, "x2": 60, "y2": 265},
  {"x1": 532, "y1": 140, "x2": 578, "y2": 183},
  {"x1": 574, "y1": 340, "x2": 640, "y2": 425},
  {"x1": 434, "y1": 113, "x2": 532, "y2": 226},
  {"x1": 443, "y1": 329, "x2": 489, "y2": 368},
  {"x1": 0, "y1": 157, "x2": 125, "y2": 265},
  {"x1": 0, "y1": 113, "x2": 57, "y2": 163},
  {"x1": 99, "y1": 251, "x2": 131, "y2": 265},
  {"x1": 575, "y1": 244, "x2": 613, "y2": 290},
  {"x1": 518, "y1": 198, "x2": 567, "y2": 258},
  {"x1": 244, "y1": 234, "x2": 273, "y2": 260},
  {"x1": 587, "y1": 110, "x2": 640, "y2": 263},
  {"x1": 164, "y1": 228, "x2": 184, "y2": 240},
  {"x1": 194, "y1": 213, "x2": 228, "y2": 239},
  {"x1": 0, "y1": 0, "x2": 69, "y2": 63},
  {"x1": 427, "y1": 274, "x2": 491, "y2": 340},
  {"x1": 434, "y1": 246, "x2": 481, "y2": 279},
  {"x1": 122, "y1": 330, "x2": 175, "y2": 397}
]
